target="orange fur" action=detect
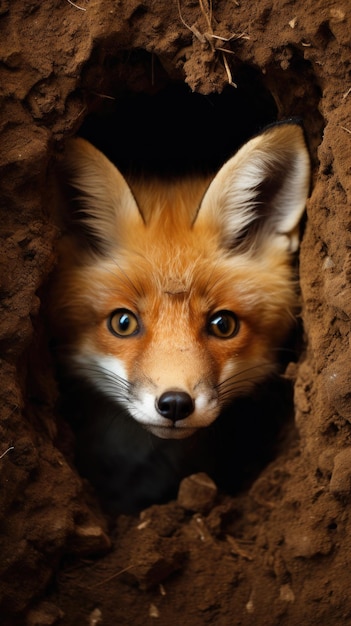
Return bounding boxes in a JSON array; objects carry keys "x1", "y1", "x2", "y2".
[{"x1": 52, "y1": 123, "x2": 310, "y2": 439}]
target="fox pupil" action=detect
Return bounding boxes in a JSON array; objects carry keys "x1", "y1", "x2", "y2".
[
  {"x1": 216, "y1": 316, "x2": 229, "y2": 334},
  {"x1": 119, "y1": 313, "x2": 130, "y2": 331},
  {"x1": 217, "y1": 317, "x2": 228, "y2": 333}
]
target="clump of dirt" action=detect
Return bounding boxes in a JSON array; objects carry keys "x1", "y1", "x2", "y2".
[{"x1": 1, "y1": 1, "x2": 351, "y2": 625}]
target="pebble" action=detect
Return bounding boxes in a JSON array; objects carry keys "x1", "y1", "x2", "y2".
[
  {"x1": 70, "y1": 523, "x2": 111, "y2": 555},
  {"x1": 177, "y1": 472, "x2": 218, "y2": 513},
  {"x1": 330, "y1": 448, "x2": 351, "y2": 497}
]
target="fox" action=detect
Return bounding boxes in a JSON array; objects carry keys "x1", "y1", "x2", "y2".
[{"x1": 51, "y1": 121, "x2": 310, "y2": 510}]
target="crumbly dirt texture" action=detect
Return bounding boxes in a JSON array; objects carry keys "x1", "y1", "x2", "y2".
[{"x1": 1, "y1": 1, "x2": 351, "y2": 625}]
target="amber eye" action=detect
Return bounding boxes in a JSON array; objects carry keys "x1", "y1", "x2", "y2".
[
  {"x1": 208, "y1": 310, "x2": 239, "y2": 339},
  {"x1": 108, "y1": 309, "x2": 140, "y2": 337}
]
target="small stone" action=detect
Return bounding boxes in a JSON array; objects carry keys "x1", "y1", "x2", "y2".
[
  {"x1": 149, "y1": 603, "x2": 160, "y2": 618},
  {"x1": 329, "y1": 8, "x2": 345, "y2": 23},
  {"x1": 317, "y1": 448, "x2": 335, "y2": 476},
  {"x1": 70, "y1": 524, "x2": 111, "y2": 555},
  {"x1": 177, "y1": 473, "x2": 218, "y2": 513},
  {"x1": 89, "y1": 608, "x2": 103, "y2": 626},
  {"x1": 321, "y1": 358, "x2": 351, "y2": 421},
  {"x1": 330, "y1": 449, "x2": 351, "y2": 497},
  {"x1": 279, "y1": 583, "x2": 295, "y2": 603}
]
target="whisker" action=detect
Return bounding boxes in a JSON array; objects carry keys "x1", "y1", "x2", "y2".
[
  {"x1": 215, "y1": 360, "x2": 276, "y2": 405},
  {"x1": 215, "y1": 362, "x2": 272, "y2": 390},
  {"x1": 63, "y1": 360, "x2": 134, "y2": 406}
]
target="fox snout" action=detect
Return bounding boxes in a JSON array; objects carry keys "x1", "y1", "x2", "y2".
[{"x1": 128, "y1": 356, "x2": 222, "y2": 439}]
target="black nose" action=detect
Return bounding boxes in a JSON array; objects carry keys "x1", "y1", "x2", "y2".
[{"x1": 157, "y1": 391, "x2": 195, "y2": 422}]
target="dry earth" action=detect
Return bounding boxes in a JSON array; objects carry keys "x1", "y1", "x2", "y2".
[{"x1": 1, "y1": 1, "x2": 351, "y2": 625}]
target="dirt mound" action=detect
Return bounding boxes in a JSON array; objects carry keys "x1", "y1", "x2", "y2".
[{"x1": 1, "y1": 1, "x2": 351, "y2": 624}]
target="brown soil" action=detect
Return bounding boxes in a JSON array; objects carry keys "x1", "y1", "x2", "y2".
[{"x1": 1, "y1": 1, "x2": 351, "y2": 625}]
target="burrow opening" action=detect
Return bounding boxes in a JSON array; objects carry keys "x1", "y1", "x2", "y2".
[
  {"x1": 51, "y1": 48, "x2": 321, "y2": 515},
  {"x1": 78, "y1": 61, "x2": 278, "y2": 177}
]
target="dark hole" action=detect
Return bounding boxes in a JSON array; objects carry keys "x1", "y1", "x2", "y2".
[
  {"x1": 59, "y1": 64, "x2": 298, "y2": 515},
  {"x1": 78, "y1": 66, "x2": 278, "y2": 178}
]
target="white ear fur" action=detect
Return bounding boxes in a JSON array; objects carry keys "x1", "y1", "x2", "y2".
[
  {"x1": 195, "y1": 123, "x2": 311, "y2": 253},
  {"x1": 63, "y1": 138, "x2": 143, "y2": 251}
]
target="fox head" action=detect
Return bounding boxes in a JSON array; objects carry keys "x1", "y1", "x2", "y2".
[{"x1": 52, "y1": 122, "x2": 310, "y2": 439}]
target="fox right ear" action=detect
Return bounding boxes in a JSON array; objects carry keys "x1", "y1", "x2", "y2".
[
  {"x1": 62, "y1": 138, "x2": 144, "y2": 252},
  {"x1": 195, "y1": 122, "x2": 311, "y2": 254}
]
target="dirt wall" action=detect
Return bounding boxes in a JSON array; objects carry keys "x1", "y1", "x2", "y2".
[{"x1": 1, "y1": 1, "x2": 351, "y2": 624}]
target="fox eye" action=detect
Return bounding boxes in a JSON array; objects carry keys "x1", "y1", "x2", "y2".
[
  {"x1": 108, "y1": 309, "x2": 140, "y2": 337},
  {"x1": 208, "y1": 310, "x2": 239, "y2": 339}
]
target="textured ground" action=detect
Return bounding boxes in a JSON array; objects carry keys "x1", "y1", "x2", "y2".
[{"x1": 1, "y1": 1, "x2": 351, "y2": 624}]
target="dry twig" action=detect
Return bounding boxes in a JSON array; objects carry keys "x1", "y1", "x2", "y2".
[
  {"x1": 66, "y1": 0, "x2": 87, "y2": 11},
  {"x1": 87, "y1": 564, "x2": 134, "y2": 589},
  {"x1": 226, "y1": 535, "x2": 254, "y2": 561},
  {"x1": 0, "y1": 446, "x2": 14, "y2": 460}
]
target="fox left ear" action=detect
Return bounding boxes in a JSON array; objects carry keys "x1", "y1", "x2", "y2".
[{"x1": 195, "y1": 122, "x2": 311, "y2": 253}]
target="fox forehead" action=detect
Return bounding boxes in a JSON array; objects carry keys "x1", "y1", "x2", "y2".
[
  {"x1": 128, "y1": 175, "x2": 211, "y2": 225},
  {"x1": 103, "y1": 175, "x2": 220, "y2": 266}
]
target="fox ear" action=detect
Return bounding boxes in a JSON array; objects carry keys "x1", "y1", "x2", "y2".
[
  {"x1": 195, "y1": 123, "x2": 311, "y2": 253},
  {"x1": 62, "y1": 138, "x2": 143, "y2": 252}
]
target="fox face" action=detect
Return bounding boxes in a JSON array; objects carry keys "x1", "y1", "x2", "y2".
[{"x1": 52, "y1": 122, "x2": 310, "y2": 440}]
